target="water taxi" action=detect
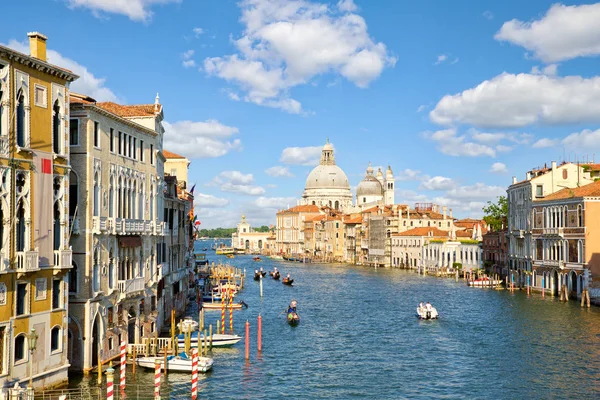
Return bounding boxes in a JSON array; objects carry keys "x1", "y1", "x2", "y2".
[{"x1": 216, "y1": 247, "x2": 235, "y2": 255}]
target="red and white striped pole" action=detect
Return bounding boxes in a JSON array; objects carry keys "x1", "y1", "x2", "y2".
[
  {"x1": 221, "y1": 292, "x2": 226, "y2": 334},
  {"x1": 106, "y1": 366, "x2": 114, "y2": 400},
  {"x1": 191, "y1": 348, "x2": 198, "y2": 399},
  {"x1": 154, "y1": 358, "x2": 161, "y2": 399},
  {"x1": 229, "y1": 289, "x2": 233, "y2": 332},
  {"x1": 119, "y1": 341, "x2": 126, "y2": 391}
]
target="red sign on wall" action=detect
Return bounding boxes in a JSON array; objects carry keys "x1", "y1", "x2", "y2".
[{"x1": 41, "y1": 158, "x2": 52, "y2": 174}]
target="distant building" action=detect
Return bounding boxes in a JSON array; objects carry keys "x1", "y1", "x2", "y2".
[
  {"x1": 232, "y1": 215, "x2": 273, "y2": 253},
  {"x1": 482, "y1": 229, "x2": 508, "y2": 276}
]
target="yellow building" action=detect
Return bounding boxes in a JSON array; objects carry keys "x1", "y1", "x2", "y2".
[{"x1": 0, "y1": 33, "x2": 78, "y2": 392}]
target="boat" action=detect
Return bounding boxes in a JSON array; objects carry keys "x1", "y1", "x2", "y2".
[
  {"x1": 416, "y1": 303, "x2": 439, "y2": 320},
  {"x1": 270, "y1": 271, "x2": 280, "y2": 280},
  {"x1": 194, "y1": 252, "x2": 208, "y2": 266},
  {"x1": 468, "y1": 277, "x2": 503, "y2": 287},
  {"x1": 201, "y1": 300, "x2": 248, "y2": 310},
  {"x1": 253, "y1": 256, "x2": 262, "y2": 261},
  {"x1": 136, "y1": 353, "x2": 213, "y2": 373},
  {"x1": 216, "y1": 247, "x2": 235, "y2": 255},
  {"x1": 253, "y1": 272, "x2": 261, "y2": 281},
  {"x1": 268, "y1": 255, "x2": 284, "y2": 260},
  {"x1": 177, "y1": 316, "x2": 199, "y2": 332},
  {"x1": 282, "y1": 277, "x2": 294, "y2": 286},
  {"x1": 287, "y1": 311, "x2": 300, "y2": 326},
  {"x1": 177, "y1": 331, "x2": 242, "y2": 347},
  {"x1": 226, "y1": 254, "x2": 235, "y2": 259}
]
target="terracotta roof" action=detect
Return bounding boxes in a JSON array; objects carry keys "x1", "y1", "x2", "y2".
[
  {"x1": 456, "y1": 230, "x2": 473, "y2": 238},
  {"x1": 96, "y1": 102, "x2": 159, "y2": 117},
  {"x1": 542, "y1": 180, "x2": 600, "y2": 201},
  {"x1": 70, "y1": 93, "x2": 96, "y2": 105},
  {"x1": 163, "y1": 150, "x2": 186, "y2": 159},
  {"x1": 343, "y1": 215, "x2": 363, "y2": 224},
  {"x1": 279, "y1": 204, "x2": 320, "y2": 214},
  {"x1": 304, "y1": 215, "x2": 325, "y2": 222},
  {"x1": 392, "y1": 227, "x2": 449, "y2": 237}
]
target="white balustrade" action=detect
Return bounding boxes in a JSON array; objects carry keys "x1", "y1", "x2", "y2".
[
  {"x1": 117, "y1": 276, "x2": 145, "y2": 295},
  {"x1": 16, "y1": 250, "x2": 39, "y2": 273},
  {"x1": 53, "y1": 248, "x2": 73, "y2": 269}
]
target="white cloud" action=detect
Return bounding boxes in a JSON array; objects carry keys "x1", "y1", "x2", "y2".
[
  {"x1": 496, "y1": 145, "x2": 512, "y2": 153},
  {"x1": 396, "y1": 189, "x2": 429, "y2": 203},
  {"x1": 280, "y1": 145, "x2": 324, "y2": 166},
  {"x1": 194, "y1": 193, "x2": 229, "y2": 208},
  {"x1": 422, "y1": 128, "x2": 496, "y2": 157},
  {"x1": 182, "y1": 60, "x2": 196, "y2": 68},
  {"x1": 434, "y1": 54, "x2": 448, "y2": 65},
  {"x1": 211, "y1": 171, "x2": 265, "y2": 196},
  {"x1": 531, "y1": 64, "x2": 558, "y2": 76},
  {"x1": 494, "y1": 3, "x2": 600, "y2": 63},
  {"x1": 430, "y1": 72, "x2": 600, "y2": 129},
  {"x1": 6, "y1": 40, "x2": 118, "y2": 102},
  {"x1": 445, "y1": 183, "x2": 506, "y2": 200},
  {"x1": 532, "y1": 138, "x2": 559, "y2": 148},
  {"x1": 417, "y1": 104, "x2": 427, "y2": 113},
  {"x1": 490, "y1": 162, "x2": 508, "y2": 174},
  {"x1": 254, "y1": 196, "x2": 297, "y2": 209},
  {"x1": 64, "y1": 0, "x2": 180, "y2": 22},
  {"x1": 265, "y1": 166, "x2": 294, "y2": 177},
  {"x1": 395, "y1": 169, "x2": 422, "y2": 181},
  {"x1": 420, "y1": 176, "x2": 457, "y2": 191},
  {"x1": 193, "y1": 27, "x2": 205, "y2": 37},
  {"x1": 483, "y1": 10, "x2": 494, "y2": 20},
  {"x1": 163, "y1": 120, "x2": 241, "y2": 159},
  {"x1": 202, "y1": 0, "x2": 396, "y2": 113},
  {"x1": 562, "y1": 129, "x2": 600, "y2": 150},
  {"x1": 181, "y1": 49, "x2": 196, "y2": 68},
  {"x1": 470, "y1": 130, "x2": 532, "y2": 145}
]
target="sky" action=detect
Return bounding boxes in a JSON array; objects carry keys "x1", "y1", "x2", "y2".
[{"x1": 3, "y1": 0, "x2": 600, "y2": 228}]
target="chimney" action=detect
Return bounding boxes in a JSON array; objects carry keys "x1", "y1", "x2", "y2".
[
  {"x1": 526, "y1": 172, "x2": 532, "y2": 180},
  {"x1": 551, "y1": 161, "x2": 557, "y2": 170},
  {"x1": 449, "y1": 208, "x2": 453, "y2": 218},
  {"x1": 154, "y1": 93, "x2": 160, "y2": 113},
  {"x1": 442, "y1": 206, "x2": 447, "y2": 220},
  {"x1": 28, "y1": 32, "x2": 48, "y2": 62},
  {"x1": 512, "y1": 176, "x2": 517, "y2": 184}
]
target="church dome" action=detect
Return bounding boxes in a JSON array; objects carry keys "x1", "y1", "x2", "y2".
[
  {"x1": 357, "y1": 163, "x2": 384, "y2": 197},
  {"x1": 305, "y1": 164, "x2": 350, "y2": 189}
]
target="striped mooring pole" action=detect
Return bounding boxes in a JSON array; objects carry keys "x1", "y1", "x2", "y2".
[
  {"x1": 229, "y1": 289, "x2": 234, "y2": 332},
  {"x1": 221, "y1": 292, "x2": 226, "y2": 334},
  {"x1": 154, "y1": 358, "x2": 161, "y2": 399},
  {"x1": 119, "y1": 341, "x2": 126, "y2": 391},
  {"x1": 106, "y1": 367, "x2": 114, "y2": 400},
  {"x1": 191, "y1": 348, "x2": 199, "y2": 399}
]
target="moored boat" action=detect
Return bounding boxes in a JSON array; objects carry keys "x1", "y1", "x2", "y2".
[
  {"x1": 176, "y1": 316, "x2": 199, "y2": 332},
  {"x1": 253, "y1": 256, "x2": 262, "y2": 261},
  {"x1": 177, "y1": 331, "x2": 242, "y2": 347},
  {"x1": 136, "y1": 353, "x2": 213, "y2": 372},
  {"x1": 468, "y1": 277, "x2": 503, "y2": 287},
  {"x1": 201, "y1": 300, "x2": 247, "y2": 310}
]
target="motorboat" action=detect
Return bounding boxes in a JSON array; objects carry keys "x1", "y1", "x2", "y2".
[
  {"x1": 416, "y1": 303, "x2": 439, "y2": 320},
  {"x1": 136, "y1": 353, "x2": 213, "y2": 373},
  {"x1": 468, "y1": 277, "x2": 503, "y2": 287},
  {"x1": 177, "y1": 331, "x2": 242, "y2": 347},
  {"x1": 201, "y1": 300, "x2": 248, "y2": 310},
  {"x1": 177, "y1": 316, "x2": 199, "y2": 332}
]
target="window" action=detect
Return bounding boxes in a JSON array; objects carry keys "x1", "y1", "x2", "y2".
[
  {"x1": 109, "y1": 128, "x2": 114, "y2": 152},
  {"x1": 128, "y1": 136, "x2": 132, "y2": 157},
  {"x1": 52, "y1": 279, "x2": 61, "y2": 309},
  {"x1": 536, "y1": 185, "x2": 543, "y2": 197},
  {"x1": 118, "y1": 132, "x2": 122, "y2": 154},
  {"x1": 34, "y1": 84, "x2": 47, "y2": 108},
  {"x1": 14, "y1": 335, "x2": 25, "y2": 363},
  {"x1": 16, "y1": 282, "x2": 27, "y2": 316},
  {"x1": 133, "y1": 138, "x2": 137, "y2": 159},
  {"x1": 53, "y1": 100, "x2": 61, "y2": 154},
  {"x1": 151, "y1": 322, "x2": 156, "y2": 333},
  {"x1": 108, "y1": 337, "x2": 114, "y2": 351},
  {"x1": 150, "y1": 144, "x2": 154, "y2": 164},
  {"x1": 69, "y1": 119, "x2": 79, "y2": 146},
  {"x1": 35, "y1": 278, "x2": 47, "y2": 301},
  {"x1": 16, "y1": 90, "x2": 26, "y2": 147},
  {"x1": 51, "y1": 326, "x2": 60, "y2": 352},
  {"x1": 140, "y1": 141, "x2": 144, "y2": 161},
  {"x1": 68, "y1": 262, "x2": 77, "y2": 294},
  {"x1": 563, "y1": 169, "x2": 568, "y2": 179},
  {"x1": 123, "y1": 134, "x2": 128, "y2": 156},
  {"x1": 108, "y1": 306, "x2": 114, "y2": 326},
  {"x1": 93, "y1": 121, "x2": 99, "y2": 148}
]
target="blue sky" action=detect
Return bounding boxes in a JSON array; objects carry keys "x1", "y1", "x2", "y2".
[{"x1": 3, "y1": 0, "x2": 600, "y2": 228}]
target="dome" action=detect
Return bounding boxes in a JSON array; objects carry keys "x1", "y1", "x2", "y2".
[
  {"x1": 305, "y1": 164, "x2": 350, "y2": 189},
  {"x1": 357, "y1": 175, "x2": 384, "y2": 196}
]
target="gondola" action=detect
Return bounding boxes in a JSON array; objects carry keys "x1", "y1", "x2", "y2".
[
  {"x1": 260, "y1": 270, "x2": 267, "y2": 277},
  {"x1": 253, "y1": 256, "x2": 262, "y2": 261},
  {"x1": 282, "y1": 277, "x2": 294, "y2": 286},
  {"x1": 287, "y1": 311, "x2": 300, "y2": 326},
  {"x1": 271, "y1": 271, "x2": 280, "y2": 280},
  {"x1": 254, "y1": 272, "x2": 261, "y2": 281}
]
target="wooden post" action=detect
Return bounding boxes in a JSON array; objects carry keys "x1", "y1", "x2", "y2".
[
  {"x1": 97, "y1": 347, "x2": 102, "y2": 386},
  {"x1": 209, "y1": 324, "x2": 213, "y2": 350},
  {"x1": 200, "y1": 308, "x2": 205, "y2": 332},
  {"x1": 217, "y1": 319, "x2": 220, "y2": 335},
  {"x1": 132, "y1": 345, "x2": 137, "y2": 374},
  {"x1": 257, "y1": 314, "x2": 262, "y2": 352},
  {"x1": 163, "y1": 346, "x2": 168, "y2": 377},
  {"x1": 542, "y1": 277, "x2": 545, "y2": 298},
  {"x1": 203, "y1": 329, "x2": 208, "y2": 356},
  {"x1": 245, "y1": 320, "x2": 250, "y2": 361}
]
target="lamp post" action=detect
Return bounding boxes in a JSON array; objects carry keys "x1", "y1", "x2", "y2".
[{"x1": 28, "y1": 328, "x2": 38, "y2": 391}]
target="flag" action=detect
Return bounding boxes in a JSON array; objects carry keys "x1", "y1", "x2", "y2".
[{"x1": 189, "y1": 183, "x2": 196, "y2": 194}]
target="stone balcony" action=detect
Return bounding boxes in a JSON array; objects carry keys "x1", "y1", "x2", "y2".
[
  {"x1": 542, "y1": 227, "x2": 564, "y2": 237},
  {"x1": 53, "y1": 248, "x2": 73, "y2": 270},
  {"x1": 118, "y1": 276, "x2": 145, "y2": 295},
  {"x1": 16, "y1": 250, "x2": 39, "y2": 273}
]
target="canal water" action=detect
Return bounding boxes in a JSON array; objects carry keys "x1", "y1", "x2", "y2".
[{"x1": 72, "y1": 246, "x2": 600, "y2": 399}]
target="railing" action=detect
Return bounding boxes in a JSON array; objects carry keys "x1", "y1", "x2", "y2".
[
  {"x1": 155, "y1": 221, "x2": 166, "y2": 236},
  {"x1": 542, "y1": 227, "x2": 564, "y2": 237},
  {"x1": 118, "y1": 276, "x2": 145, "y2": 294},
  {"x1": 16, "y1": 250, "x2": 39, "y2": 273},
  {"x1": 53, "y1": 248, "x2": 72, "y2": 269}
]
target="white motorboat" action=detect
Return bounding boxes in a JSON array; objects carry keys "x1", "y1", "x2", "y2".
[
  {"x1": 468, "y1": 278, "x2": 503, "y2": 287},
  {"x1": 136, "y1": 353, "x2": 213, "y2": 373},
  {"x1": 177, "y1": 332, "x2": 242, "y2": 347},
  {"x1": 177, "y1": 317, "x2": 199, "y2": 332},
  {"x1": 416, "y1": 303, "x2": 439, "y2": 320}
]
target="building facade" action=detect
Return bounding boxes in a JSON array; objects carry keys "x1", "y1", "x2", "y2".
[
  {"x1": 231, "y1": 215, "x2": 273, "y2": 253},
  {"x1": 482, "y1": 230, "x2": 508, "y2": 276},
  {"x1": 275, "y1": 205, "x2": 320, "y2": 255},
  {"x1": 68, "y1": 93, "x2": 166, "y2": 372},
  {"x1": 0, "y1": 33, "x2": 78, "y2": 392}
]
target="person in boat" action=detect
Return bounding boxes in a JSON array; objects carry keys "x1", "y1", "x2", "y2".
[
  {"x1": 289, "y1": 299, "x2": 297, "y2": 312},
  {"x1": 426, "y1": 302, "x2": 432, "y2": 311},
  {"x1": 286, "y1": 273, "x2": 291, "y2": 279}
]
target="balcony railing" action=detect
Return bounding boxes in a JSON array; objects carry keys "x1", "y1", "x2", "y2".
[
  {"x1": 53, "y1": 248, "x2": 73, "y2": 269},
  {"x1": 542, "y1": 227, "x2": 564, "y2": 237},
  {"x1": 118, "y1": 277, "x2": 145, "y2": 295},
  {"x1": 16, "y1": 250, "x2": 39, "y2": 273}
]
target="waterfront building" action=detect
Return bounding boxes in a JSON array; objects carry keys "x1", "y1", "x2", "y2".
[
  {"x1": 275, "y1": 205, "x2": 320, "y2": 255},
  {"x1": 0, "y1": 32, "x2": 78, "y2": 392},
  {"x1": 482, "y1": 229, "x2": 508, "y2": 276},
  {"x1": 507, "y1": 162, "x2": 593, "y2": 287},
  {"x1": 231, "y1": 215, "x2": 273, "y2": 253},
  {"x1": 392, "y1": 227, "x2": 448, "y2": 268},
  {"x1": 529, "y1": 180, "x2": 600, "y2": 298},
  {"x1": 343, "y1": 214, "x2": 362, "y2": 265},
  {"x1": 68, "y1": 92, "x2": 166, "y2": 372}
]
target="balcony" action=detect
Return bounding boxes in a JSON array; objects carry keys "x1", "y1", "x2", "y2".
[
  {"x1": 542, "y1": 227, "x2": 564, "y2": 237},
  {"x1": 16, "y1": 250, "x2": 39, "y2": 273},
  {"x1": 155, "y1": 221, "x2": 166, "y2": 236},
  {"x1": 511, "y1": 229, "x2": 525, "y2": 238},
  {"x1": 118, "y1": 277, "x2": 145, "y2": 295},
  {"x1": 53, "y1": 248, "x2": 73, "y2": 270},
  {"x1": 114, "y1": 218, "x2": 147, "y2": 235}
]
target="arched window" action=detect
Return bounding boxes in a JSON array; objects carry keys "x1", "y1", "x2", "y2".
[
  {"x1": 51, "y1": 326, "x2": 61, "y2": 352},
  {"x1": 118, "y1": 177, "x2": 123, "y2": 218},
  {"x1": 69, "y1": 171, "x2": 78, "y2": 217},
  {"x1": 93, "y1": 172, "x2": 100, "y2": 217},
  {"x1": 109, "y1": 176, "x2": 114, "y2": 218},
  {"x1": 312, "y1": 201, "x2": 315, "y2": 205},
  {"x1": 52, "y1": 100, "x2": 61, "y2": 154},
  {"x1": 68, "y1": 262, "x2": 77, "y2": 294},
  {"x1": 334, "y1": 200, "x2": 339, "y2": 210},
  {"x1": 578, "y1": 240, "x2": 583, "y2": 263},
  {"x1": 16, "y1": 199, "x2": 25, "y2": 252},
  {"x1": 93, "y1": 248, "x2": 100, "y2": 292},
  {"x1": 14, "y1": 334, "x2": 26, "y2": 362},
  {"x1": 108, "y1": 251, "x2": 114, "y2": 289},
  {"x1": 16, "y1": 89, "x2": 26, "y2": 148},
  {"x1": 577, "y1": 205, "x2": 583, "y2": 227}
]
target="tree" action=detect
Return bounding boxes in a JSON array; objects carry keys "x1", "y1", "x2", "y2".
[{"x1": 482, "y1": 196, "x2": 508, "y2": 231}]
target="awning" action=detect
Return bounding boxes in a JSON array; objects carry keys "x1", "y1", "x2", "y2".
[{"x1": 118, "y1": 236, "x2": 142, "y2": 248}]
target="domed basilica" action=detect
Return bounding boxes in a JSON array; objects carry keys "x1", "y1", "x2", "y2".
[{"x1": 299, "y1": 140, "x2": 394, "y2": 211}]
